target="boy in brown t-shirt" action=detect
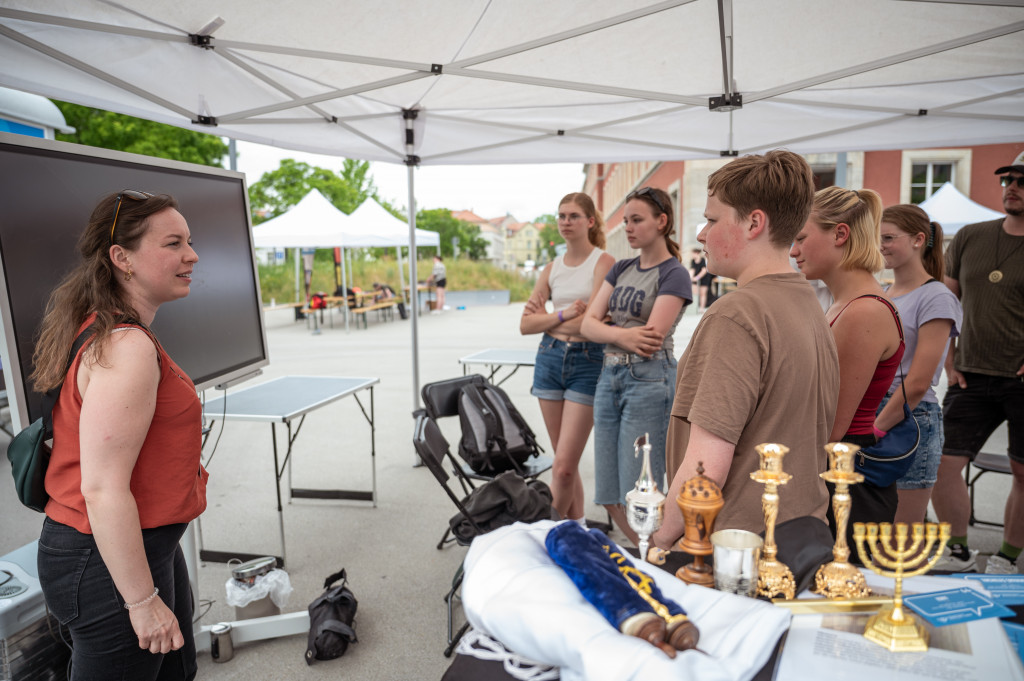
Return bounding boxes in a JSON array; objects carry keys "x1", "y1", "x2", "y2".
[{"x1": 653, "y1": 150, "x2": 840, "y2": 546}]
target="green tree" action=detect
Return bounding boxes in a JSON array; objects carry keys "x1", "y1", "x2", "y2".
[
  {"x1": 247, "y1": 158, "x2": 376, "y2": 223},
  {"x1": 415, "y1": 208, "x2": 488, "y2": 259},
  {"x1": 54, "y1": 101, "x2": 227, "y2": 167},
  {"x1": 535, "y1": 213, "x2": 562, "y2": 261}
]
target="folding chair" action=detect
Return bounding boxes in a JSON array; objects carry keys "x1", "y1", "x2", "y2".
[
  {"x1": 421, "y1": 374, "x2": 553, "y2": 487},
  {"x1": 412, "y1": 413, "x2": 486, "y2": 657},
  {"x1": 967, "y1": 452, "x2": 1013, "y2": 528}
]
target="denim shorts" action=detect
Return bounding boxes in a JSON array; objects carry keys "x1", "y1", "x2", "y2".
[
  {"x1": 592, "y1": 353, "x2": 676, "y2": 505},
  {"x1": 531, "y1": 334, "x2": 605, "y2": 406},
  {"x1": 37, "y1": 518, "x2": 197, "y2": 681},
  {"x1": 942, "y1": 372, "x2": 1024, "y2": 464},
  {"x1": 880, "y1": 396, "x2": 943, "y2": 490}
]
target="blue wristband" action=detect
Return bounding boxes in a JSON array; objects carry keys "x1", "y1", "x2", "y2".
[{"x1": 558, "y1": 310, "x2": 564, "y2": 322}]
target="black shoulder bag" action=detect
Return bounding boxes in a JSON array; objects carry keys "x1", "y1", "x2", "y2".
[{"x1": 7, "y1": 325, "x2": 95, "y2": 512}]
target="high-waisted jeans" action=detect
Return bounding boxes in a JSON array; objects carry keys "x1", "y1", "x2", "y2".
[{"x1": 37, "y1": 518, "x2": 196, "y2": 681}]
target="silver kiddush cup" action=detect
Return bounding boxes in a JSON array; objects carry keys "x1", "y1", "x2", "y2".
[{"x1": 626, "y1": 433, "x2": 665, "y2": 563}]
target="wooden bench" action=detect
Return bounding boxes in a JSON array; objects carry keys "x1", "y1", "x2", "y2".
[{"x1": 350, "y1": 300, "x2": 398, "y2": 329}]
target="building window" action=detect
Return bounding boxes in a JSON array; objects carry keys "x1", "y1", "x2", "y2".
[
  {"x1": 910, "y1": 163, "x2": 953, "y2": 203},
  {"x1": 900, "y1": 149, "x2": 971, "y2": 204}
]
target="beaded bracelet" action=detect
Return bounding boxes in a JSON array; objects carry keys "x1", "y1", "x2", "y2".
[{"x1": 124, "y1": 587, "x2": 159, "y2": 610}]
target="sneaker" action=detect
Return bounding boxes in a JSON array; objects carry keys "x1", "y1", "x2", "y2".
[
  {"x1": 984, "y1": 554, "x2": 1017, "y2": 574},
  {"x1": 934, "y1": 545, "x2": 978, "y2": 572}
]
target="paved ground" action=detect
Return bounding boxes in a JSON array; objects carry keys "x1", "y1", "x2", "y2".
[{"x1": 0, "y1": 301, "x2": 1012, "y2": 680}]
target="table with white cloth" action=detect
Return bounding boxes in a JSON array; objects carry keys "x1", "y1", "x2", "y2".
[
  {"x1": 199, "y1": 375, "x2": 378, "y2": 567},
  {"x1": 453, "y1": 521, "x2": 1024, "y2": 681},
  {"x1": 459, "y1": 348, "x2": 536, "y2": 386}
]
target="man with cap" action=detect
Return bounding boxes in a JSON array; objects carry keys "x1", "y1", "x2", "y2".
[{"x1": 933, "y1": 150, "x2": 1024, "y2": 574}]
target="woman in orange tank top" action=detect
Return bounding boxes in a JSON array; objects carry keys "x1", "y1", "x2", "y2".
[{"x1": 31, "y1": 190, "x2": 204, "y2": 680}]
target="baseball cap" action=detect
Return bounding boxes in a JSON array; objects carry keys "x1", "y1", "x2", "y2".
[{"x1": 995, "y1": 150, "x2": 1024, "y2": 175}]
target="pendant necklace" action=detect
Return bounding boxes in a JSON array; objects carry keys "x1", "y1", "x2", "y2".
[{"x1": 990, "y1": 226, "x2": 1024, "y2": 283}]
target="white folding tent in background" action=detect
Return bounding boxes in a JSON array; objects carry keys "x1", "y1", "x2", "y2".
[
  {"x1": 918, "y1": 182, "x2": 1006, "y2": 235},
  {"x1": 251, "y1": 188, "x2": 352, "y2": 249},
  {"x1": 252, "y1": 190, "x2": 440, "y2": 329},
  {"x1": 2, "y1": 0, "x2": 1022, "y2": 406}
]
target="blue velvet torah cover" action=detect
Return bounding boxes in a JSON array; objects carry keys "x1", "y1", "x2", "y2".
[{"x1": 545, "y1": 522, "x2": 688, "y2": 632}]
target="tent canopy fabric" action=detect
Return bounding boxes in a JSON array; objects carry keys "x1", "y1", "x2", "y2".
[
  {"x1": 252, "y1": 189, "x2": 440, "y2": 248},
  {"x1": 1, "y1": 1, "x2": 1022, "y2": 166},
  {"x1": 918, "y1": 182, "x2": 1005, "y2": 235}
]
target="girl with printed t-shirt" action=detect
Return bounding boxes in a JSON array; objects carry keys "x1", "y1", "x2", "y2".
[
  {"x1": 581, "y1": 187, "x2": 692, "y2": 545},
  {"x1": 521, "y1": 192, "x2": 614, "y2": 523},
  {"x1": 877, "y1": 205, "x2": 962, "y2": 527}
]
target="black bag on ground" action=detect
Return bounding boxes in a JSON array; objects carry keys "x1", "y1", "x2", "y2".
[
  {"x1": 457, "y1": 383, "x2": 542, "y2": 475},
  {"x1": 449, "y1": 471, "x2": 559, "y2": 544},
  {"x1": 397, "y1": 301, "x2": 408, "y2": 319},
  {"x1": 305, "y1": 568, "x2": 358, "y2": 665}
]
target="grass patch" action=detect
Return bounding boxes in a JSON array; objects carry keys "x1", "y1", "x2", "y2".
[{"x1": 258, "y1": 255, "x2": 536, "y2": 304}]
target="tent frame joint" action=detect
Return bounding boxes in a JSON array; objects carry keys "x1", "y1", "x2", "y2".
[
  {"x1": 404, "y1": 154, "x2": 420, "y2": 167},
  {"x1": 431, "y1": 63, "x2": 443, "y2": 75},
  {"x1": 188, "y1": 34, "x2": 215, "y2": 50},
  {"x1": 193, "y1": 115, "x2": 218, "y2": 127},
  {"x1": 709, "y1": 93, "x2": 743, "y2": 112},
  {"x1": 720, "y1": 149, "x2": 738, "y2": 157}
]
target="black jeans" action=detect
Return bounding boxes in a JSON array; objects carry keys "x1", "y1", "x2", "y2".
[{"x1": 37, "y1": 518, "x2": 196, "y2": 681}]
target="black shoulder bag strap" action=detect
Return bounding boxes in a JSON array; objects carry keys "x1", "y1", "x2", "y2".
[{"x1": 40, "y1": 324, "x2": 97, "y2": 440}]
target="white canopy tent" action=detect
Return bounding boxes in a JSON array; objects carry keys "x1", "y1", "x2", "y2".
[
  {"x1": 2, "y1": 0, "x2": 1022, "y2": 406},
  {"x1": 251, "y1": 188, "x2": 352, "y2": 249},
  {"x1": 253, "y1": 190, "x2": 441, "y2": 330},
  {"x1": 918, "y1": 182, "x2": 1005, "y2": 235}
]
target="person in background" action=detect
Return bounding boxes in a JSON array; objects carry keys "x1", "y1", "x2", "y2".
[
  {"x1": 373, "y1": 281, "x2": 396, "y2": 301},
  {"x1": 520, "y1": 192, "x2": 614, "y2": 523},
  {"x1": 581, "y1": 186, "x2": 690, "y2": 545},
  {"x1": 429, "y1": 254, "x2": 447, "y2": 313},
  {"x1": 688, "y1": 247, "x2": 713, "y2": 313},
  {"x1": 877, "y1": 205, "x2": 962, "y2": 526},
  {"x1": 933, "y1": 151, "x2": 1024, "y2": 575},
  {"x1": 33, "y1": 191, "x2": 206, "y2": 680},
  {"x1": 791, "y1": 186, "x2": 904, "y2": 550},
  {"x1": 653, "y1": 150, "x2": 838, "y2": 548}
]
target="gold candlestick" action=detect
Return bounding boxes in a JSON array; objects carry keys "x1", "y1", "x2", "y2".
[
  {"x1": 853, "y1": 521, "x2": 950, "y2": 652},
  {"x1": 750, "y1": 443, "x2": 795, "y2": 599},
  {"x1": 814, "y1": 443, "x2": 871, "y2": 599}
]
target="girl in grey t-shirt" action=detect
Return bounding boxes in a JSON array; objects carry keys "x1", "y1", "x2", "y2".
[
  {"x1": 878, "y1": 204, "x2": 962, "y2": 533},
  {"x1": 581, "y1": 186, "x2": 691, "y2": 545}
]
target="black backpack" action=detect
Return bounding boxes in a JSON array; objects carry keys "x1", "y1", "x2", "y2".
[
  {"x1": 457, "y1": 383, "x2": 542, "y2": 475},
  {"x1": 305, "y1": 569, "x2": 358, "y2": 665}
]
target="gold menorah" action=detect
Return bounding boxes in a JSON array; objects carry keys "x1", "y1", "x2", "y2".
[{"x1": 852, "y1": 521, "x2": 951, "y2": 652}]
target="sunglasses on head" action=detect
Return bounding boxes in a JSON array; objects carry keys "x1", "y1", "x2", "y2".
[
  {"x1": 627, "y1": 186, "x2": 668, "y2": 215},
  {"x1": 110, "y1": 190, "x2": 154, "y2": 242},
  {"x1": 1000, "y1": 175, "x2": 1024, "y2": 189}
]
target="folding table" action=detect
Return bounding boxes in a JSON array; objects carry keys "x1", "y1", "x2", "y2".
[
  {"x1": 199, "y1": 375, "x2": 379, "y2": 566},
  {"x1": 458, "y1": 348, "x2": 536, "y2": 386}
]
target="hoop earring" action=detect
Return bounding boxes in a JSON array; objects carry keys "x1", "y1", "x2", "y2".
[{"x1": 124, "y1": 268, "x2": 133, "y2": 281}]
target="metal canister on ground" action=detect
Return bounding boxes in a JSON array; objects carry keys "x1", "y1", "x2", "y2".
[{"x1": 210, "y1": 622, "x2": 234, "y2": 662}]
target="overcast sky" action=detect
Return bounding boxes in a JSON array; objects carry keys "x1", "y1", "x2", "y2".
[{"x1": 233, "y1": 140, "x2": 586, "y2": 223}]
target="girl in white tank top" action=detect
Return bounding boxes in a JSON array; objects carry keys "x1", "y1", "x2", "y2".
[{"x1": 520, "y1": 192, "x2": 615, "y2": 522}]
